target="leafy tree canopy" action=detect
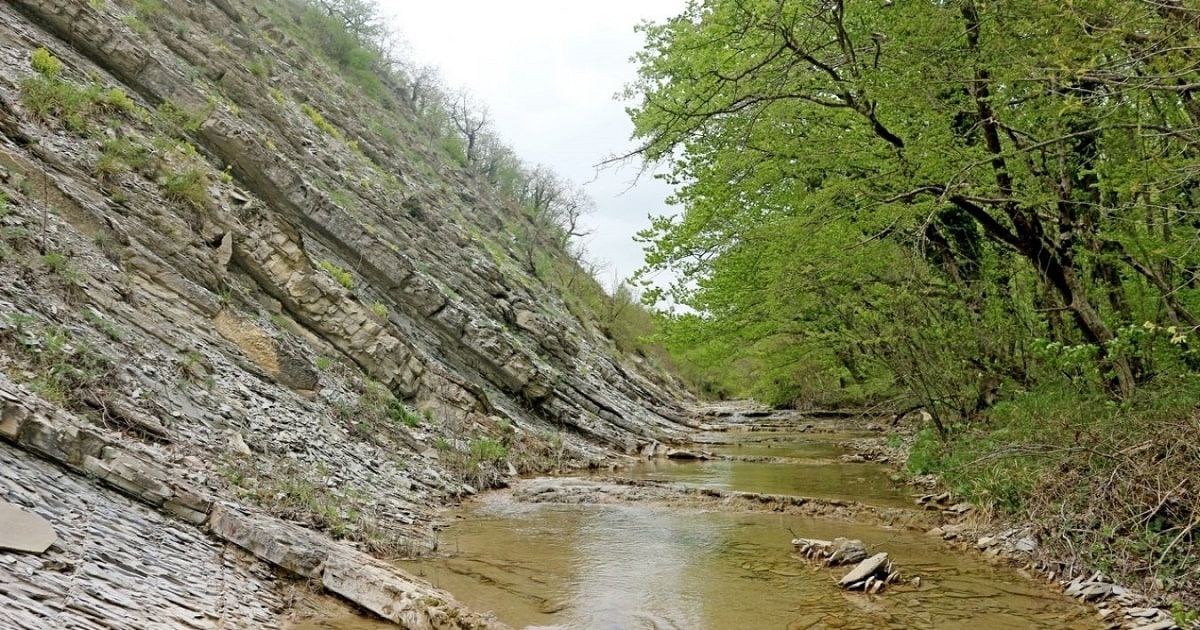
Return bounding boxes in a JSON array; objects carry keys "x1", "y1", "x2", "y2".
[{"x1": 627, "y1": 0, "x2": 1200, "y2": 415}]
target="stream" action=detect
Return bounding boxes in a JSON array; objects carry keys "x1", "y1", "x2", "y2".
[{"x1": 302, "y1": 410, "x2": 1101, "y2": 629}]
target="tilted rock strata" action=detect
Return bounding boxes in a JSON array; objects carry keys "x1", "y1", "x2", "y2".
[{"x1": 0, "y1": 377, "x2": 508, "y2": 628}]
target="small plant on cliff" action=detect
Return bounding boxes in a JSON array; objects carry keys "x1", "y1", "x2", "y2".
[
  {"x1": 154, "y1": 100, "x2": 206, "y2": 137},
  {"x1": 30, "y1": 48, "x2": 63, "y2": 78},
  {"x1": 95, "y1": 137, "x2": 149, "y2": 180},
  {"x1": 319, "y1": 259, "x2": 354, "y2": 289},
  {"x1": 300, "y1": 103, "x2": 342, "y2": 138},
  {"x1": 21, "y1": 50, "x2": 140, "y2": 135},
  {"x1": 370, "y1": 302, "x2": 387, "y2": 319},
  {"x1": 469, "y1": 437, "x2": 508, "y2": 464},
  {"x1": 1, "y1": 317, "x2": 115, "y2": 412},
  {"x1": 161, "y1": 166, "x2": 210, "y2": 208},
  {"x1": 387, "y1": 401, "x2": 420, "y2": 428}
]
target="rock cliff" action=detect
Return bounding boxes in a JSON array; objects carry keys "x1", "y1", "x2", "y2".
[{"x1": 0, "y1": 0, "x2": 694, "y2": 626}]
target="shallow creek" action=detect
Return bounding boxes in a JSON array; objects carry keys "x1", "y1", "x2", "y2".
[{"x1": 390, "y1": 422, "x2": 1100, "y2": 629}]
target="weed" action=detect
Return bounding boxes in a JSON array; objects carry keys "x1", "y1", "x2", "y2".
[
  {"x1": 469, "y1": 437, "x2": 508, "y2": 464},
  {"x1": 1, "y1": 317, "x2": 114, "y2": 411},
  {"x1": 122, "y1": 16, "x2": 150, "y2": 36},
  {"x1": 319, "y1": 259, "x2": 354, "y2": 289},
  {"x1": 248, "y1": 56, "x2": 271, "y2": 79},
  {"x1": 95, "y1": 136, "x2": 148, "y2": 179},
  {"x1": 83, "y1": 308, "x2": 123, "y2": 341},
  {"x1": 154, "y1": 100, "x2": 206, "y2": 137},
  {"x1": 388, "y1": 401, "x2": 420, "y2": 428},
  {"x1": 161, "y1": 166, "x2": 209, "y2": 208},
  {"x1": 30, "y1": 48, "x2": 63, "y2": 78},
  {"x1": 315, "y1": 356, "x2": 332, "y2": 371},
  {"x1": 40, "y1": 251, "x2": 70, "y2": 274},
  {"x1": 175, "y1": 351, "x2": 208, "y2": 383},
  {"x1": 300, "y1": 103, "x2": 341, "y2": 138},
  {"x1": 371, "y1": 302, "x2": 387, "y2": 319}
]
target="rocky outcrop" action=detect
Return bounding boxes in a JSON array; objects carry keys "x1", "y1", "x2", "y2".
[
  {"x1": 0, "y1": 0, "x2": 694, "y2": 625},
  {"x1": 0, "y1": 376, "x2": 507, "y2": 628}
]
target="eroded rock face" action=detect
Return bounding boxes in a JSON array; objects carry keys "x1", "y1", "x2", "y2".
[{"x1": 0, "y1": 0, "x2": 693, "y2": 624}]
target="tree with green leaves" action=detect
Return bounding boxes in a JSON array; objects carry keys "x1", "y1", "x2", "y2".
[{"x1": 626, "y1": 0, "x2": 1200, "y2": 416}]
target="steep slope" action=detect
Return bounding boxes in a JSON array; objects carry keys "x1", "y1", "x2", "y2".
[{"x1": 0, "y1": 0, "x2": 694, "y2": 626}]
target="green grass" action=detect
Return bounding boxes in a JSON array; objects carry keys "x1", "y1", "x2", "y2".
[
  {"x1": 161, "y1": 166, "x2": 209, "y2": 208},
  {"x1": 301, "y1": 103, "x2": 341, "y2": 138},
  {"x1": 95, "y1": 137, "x2": 149, "y2": 179},
  {"x1": 319, "y1": 259, "x2": 354, "y2": 289},
  {"x1": 20, "y1": 49, "x2": 140, "y2": 135}
]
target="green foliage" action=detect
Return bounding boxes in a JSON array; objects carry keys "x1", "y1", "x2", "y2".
[
  {"x1": 300, "y1": 103, "x2": 341, "y2": 138},
  {"x1": 83, "y1": 308, "x2": 124, "y2": 342},
  {"x1": 469, "y1": 437, "x2": 508, "y2": 464},
  {"x1": 40, "y1": 251, "x2": 69, "y2": 274},
  {"x1": 627, "y1": 0, "x2": 1200, "y2": 407},
  {"x1": 370, "y1": 302, "x2": 387, "y2": 319},
  {"x1": 30, "y1": 48, "x2": 63, "y2": 78},
  {"x1": 247, "y1": 56, "x2": 271, "y2": 79},
  {"x1": 319, "y1": 259, "x2": 354, "y2": 289},
  {"x1": 20, "y1": 49, "x2": 139, "y2": 135},
  {"x1": 387, "y1": 401, "x2": 420, "y2": 428},
  {"x1": 0, "y1": 314, "x2": 114, "y2": 411},
  {"x1": 154, "y1": 99, "x2": 206, "y2": 137},
  {"x1": 95, "y1": 136, "x2": 149, "y2": 179},
  {"x1": 1171, "y1": 602, "x2": 1199, "y2": 627},
  {"x1": 294, "y1": 4, "x2": 383, "y2": 98},
  {"x1": 161, "y1": 166, "x2": 210, "y2": 208},
  {"x1": 627, "y1": 1, "x2": 1200, "y2": 600}
]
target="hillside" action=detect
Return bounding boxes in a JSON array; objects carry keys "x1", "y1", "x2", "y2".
[{"x1": 0, "y1": 0, "x2": 695, "y2": 626}]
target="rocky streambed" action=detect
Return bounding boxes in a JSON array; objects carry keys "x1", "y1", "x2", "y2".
[{"x1": 394, "y1": 405, "x2": 1121, "y2": 629}]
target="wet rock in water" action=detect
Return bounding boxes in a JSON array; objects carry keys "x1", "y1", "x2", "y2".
[
  {"x1": 837, "y1": 553, "x2": 900, "y2": 593},
  {"x1": 666, "y1": 449, "x2": 710, "y2": 460},
  {"x1": 0, "y1": 500, "x2": 56, "y2": 553},
  {"x1": 827, "y1": 537, "x2": 869, "y2": 566}
]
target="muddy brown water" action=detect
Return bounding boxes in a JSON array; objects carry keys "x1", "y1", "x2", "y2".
[{"x1": 389, "y1": 426, "x2": 1099, "y2": 629}]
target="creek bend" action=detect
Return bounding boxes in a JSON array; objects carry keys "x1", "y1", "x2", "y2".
[{"x1": 397, "y1": 410, "x2": 1098, "y2": 629}]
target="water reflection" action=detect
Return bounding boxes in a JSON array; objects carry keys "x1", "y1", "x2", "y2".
[
  {"x1": 399, "y1": 497, "x2": 1098, "y2": 629},
  {"x1": 618, "y1": 458, "x2": 914, "y2": 508}
]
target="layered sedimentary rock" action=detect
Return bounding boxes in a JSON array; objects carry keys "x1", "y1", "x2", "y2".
[{"x1": 0, "y1": 0, "x2": 691, "y2": 624}]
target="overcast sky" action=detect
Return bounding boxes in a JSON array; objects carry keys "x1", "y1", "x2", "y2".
[{"x1": 376, "y1": 0, "x2": 685, "y2": 285}]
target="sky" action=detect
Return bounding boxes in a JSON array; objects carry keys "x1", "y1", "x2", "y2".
[{"x1": 376, "y1": 0, "x2": 685, "y2": 285}]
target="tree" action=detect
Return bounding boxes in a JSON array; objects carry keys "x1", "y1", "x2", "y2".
[
  {"x1": 449, "y1": 90, "x2": 490, "y2": 165},
  {"x1": 626, "y1": 0, "x2": 1200, "y2": 410}
]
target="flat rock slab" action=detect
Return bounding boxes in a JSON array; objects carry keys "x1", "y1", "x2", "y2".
[
  {"x1": 0, "y1": 500, "x2": 56, "y2": 553},
  {"x1": 838, "y1": 552, "x2": 889, "y2": 587}
]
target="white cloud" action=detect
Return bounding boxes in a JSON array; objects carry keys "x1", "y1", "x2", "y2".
[{"x1": 377, "y1": 0, "x2": 684, "y2": 283}]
